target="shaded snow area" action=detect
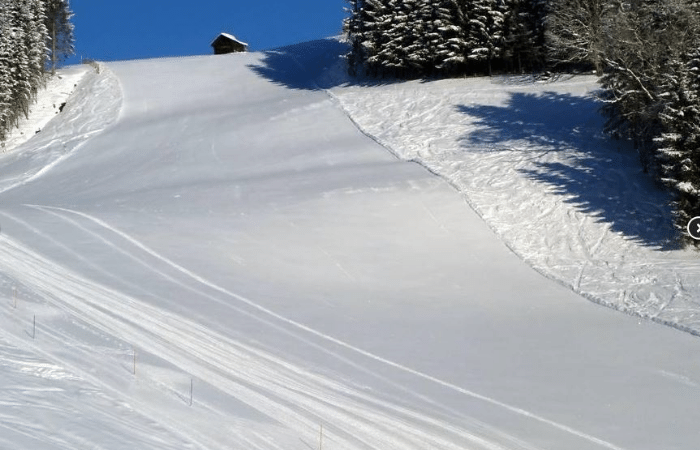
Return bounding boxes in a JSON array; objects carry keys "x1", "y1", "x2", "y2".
[
  {"x1": 331, "y1": 72, "x2": 700, "y2": 334},
  {"x1": 1, "y1": 40, "x2": 700, "y2": 450}
]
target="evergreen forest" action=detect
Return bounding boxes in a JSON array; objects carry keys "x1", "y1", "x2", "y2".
[{"x1": 0, "y1": 0, "x2": 74, "y2": 143}]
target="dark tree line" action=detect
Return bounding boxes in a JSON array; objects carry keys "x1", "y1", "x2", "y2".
[
  {"x1": 0, "y1": 0, "x2": 74, "y2": 143},
  {"x1": 345, "y1": 0, "x2": 548, "y2": 78},
  {"x1": 346, "y1": 0, "x2": 700, "y2": 246}
]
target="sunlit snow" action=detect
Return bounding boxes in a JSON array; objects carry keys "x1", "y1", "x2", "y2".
[{"x1": 1, "y1": 40, "x2": 699, "y2": 450}]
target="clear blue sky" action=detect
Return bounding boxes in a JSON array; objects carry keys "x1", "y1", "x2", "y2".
[{"x1": 67, "y1": 1, "x2": 348, "y2": 64}]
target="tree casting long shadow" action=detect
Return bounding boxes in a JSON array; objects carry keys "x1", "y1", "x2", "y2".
[
  {"x1": 248, "y1": 39, "x2": 407, "y2": 91},
  {"x1": 248, "y1": 39, "x2": 349, "y2": 90},
  {"x1": 457, "y1": 91, "x2": 676, "y2": 249}
]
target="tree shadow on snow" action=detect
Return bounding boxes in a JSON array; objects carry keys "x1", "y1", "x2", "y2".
[
  {"x1": 248, "y1": 39, "x2": 347, "y2": 90},
  {"x1": 457, "y1": 91, "x2": 677, "y2": 249},
  {"x1": 248, "y1": 39, "x2": 404, "y2": 90}
]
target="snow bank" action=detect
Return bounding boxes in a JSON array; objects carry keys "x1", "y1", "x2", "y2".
[
  {"x1": 2, "y1": 66, "x2": 88, "y2": 153},
  {"x1": 0, "y1": 63, "x2": 122, "y2": 195}
]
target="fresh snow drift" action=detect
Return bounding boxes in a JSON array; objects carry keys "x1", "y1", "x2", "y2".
[{"x1": 0, "y1": 40, "x2": 699, "y2": 450}]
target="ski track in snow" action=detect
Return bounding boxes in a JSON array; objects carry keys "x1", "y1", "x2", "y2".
[
  {"x1": 330, "y1": 74, "x2": 700, "y2": 337},
  {"x1": 0, "y1": 201, "x2": 627, "y2": 450},
  {"x1": 0, "y1": 329, "x2": 195, "y2": 450},
  {"x1": 0, "y1": 225, "x2": 499, "y2": 450},
  {"x1": 0, "y1": 209, "x2": 533, "y2": 449}
]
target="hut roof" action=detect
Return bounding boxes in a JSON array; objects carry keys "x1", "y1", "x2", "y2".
[{"x1": 211, "y1": 33, "x2": 248, "y2": 48}]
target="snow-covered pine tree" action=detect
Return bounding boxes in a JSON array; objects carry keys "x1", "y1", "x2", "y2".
[
  {"x1": 379, "y1": 0, "x2": 471, "y2": 77},
  {"x1": 652, "y1": 4, "x2": 700, "y2": 246},
  {"x1": 375, "y1": 0, "x2": 413, "y2": 76},
  {"x1": 466, "y1": 0, "x2": 506, "y2": 76},
  {"x1": 0, "y1": 0, "x2": 53, "y2": 143},
  {"x1": 344, "y1": 0, "x2": 364, "y2": 76},
  {"x1": 599, "y1": 0, "x2": 697, "y2": 175},
  {"x1": 432, "y1": 0, "x2": 470, "y2": 75},
  {"x1": 404, "y1": 0, "x2": 434, "y2": 74},
  {"x1": 503, "y1": 0, "x2": 547, "y2": 73},
  {"x1": 346, "y1": 0, "x2": 393, "y2": 76},
  {"x1": 597, "y1": 0, "x2": 700, "y2": 245},
  {"x1": 345, "y1": 0, "x2": 547, "y2": 78},
  {"x1": 346, "y1": 0, "x2": 472, "y2": 78},
  {"x1": 44, "y1": 0, "x2": 74, "y2": 75},
  {"x1": 656, "y1": 55, "x2": 700, "y2": 246},
  {"x1": 5, "y1": 0, "x2": 33, "y2": 122},
  {"x1": 24, "y1": 0, "x2": 49, "y2": 96},
  {"x1": 0, "y1": 2, "x2": 14, "y2": 141}
]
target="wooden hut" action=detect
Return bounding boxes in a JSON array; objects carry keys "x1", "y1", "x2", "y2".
[{"x1": 211, "y1": 33, "x2": 248, "y2": 55}]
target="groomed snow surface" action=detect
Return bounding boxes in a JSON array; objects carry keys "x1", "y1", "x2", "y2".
[{"x1": 1, "y1": 40, "x2": 699, "y2": 450}]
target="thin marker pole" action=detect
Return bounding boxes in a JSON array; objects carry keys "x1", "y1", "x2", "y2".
[
  {"x1": 319, "y1": 424, "x2": 323, "y2": 450},
  {"x1": 189, "y1": 379, "x2": 193, "y2": 406},
  {"x1": 12, "y1": 286, "x2": 16, "y2": 309}
]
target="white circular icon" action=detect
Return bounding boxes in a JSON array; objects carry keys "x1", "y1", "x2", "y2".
[{"x1": 687, "y1": 216, "x2": 700, "y2": 240}]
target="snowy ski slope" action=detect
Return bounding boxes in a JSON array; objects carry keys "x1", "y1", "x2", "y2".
[{"x1": 1, "y1": 41, "x2": 700, "y2": 449}]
